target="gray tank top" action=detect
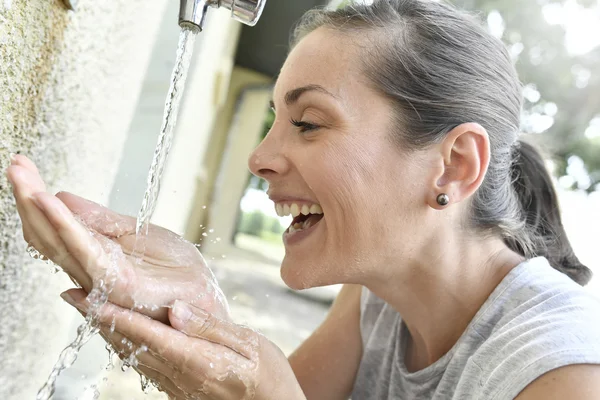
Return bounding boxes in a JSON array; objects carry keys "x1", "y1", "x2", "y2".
[{"x1": 351, "y1": 257, "x2": 600, "y2": 400}]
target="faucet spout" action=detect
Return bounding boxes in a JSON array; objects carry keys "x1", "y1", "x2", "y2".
[
  {"x1": 179, "y1": 0, "x2": 267, "y2": 31},
  {"x1": 179, "y1": 0, "x2": 213, "y2": 32}
]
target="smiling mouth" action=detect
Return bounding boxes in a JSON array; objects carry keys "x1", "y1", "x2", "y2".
[
  {"x1": 287, "y1": 212, "x2": 324, "y2": 234},
  {"x1": 275, "y1": 202, "x2": 324, "y2": 234}
]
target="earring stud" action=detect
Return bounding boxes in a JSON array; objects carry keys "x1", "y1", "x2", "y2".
[{"x1": 436, "y1": 193, "x2": 449, "y2": 206}]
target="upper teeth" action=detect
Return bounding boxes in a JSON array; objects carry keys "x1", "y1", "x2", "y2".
[{"x1": 275, "y1": 202, "x2": 323, "y2": 217}]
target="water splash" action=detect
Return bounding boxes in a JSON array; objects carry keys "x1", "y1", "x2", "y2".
[
  {"x1": 36, "y1": 279, "x2": 112, "y2": 400},
  {"x1": 140, "y1": 375, "x2": 153, "y2": 393},
  {"x1": 34, "y1": 26, "x2": 199, "y2": 399},
  {"x1": 27, "y1": 244, "x2": 63, "y2": 273},
  {"x1": 105, "y1": 343, "x2": 116, "y2": 371},
  {"x1": 132, "y1": 27, "x2": 197, "y2": 259}
]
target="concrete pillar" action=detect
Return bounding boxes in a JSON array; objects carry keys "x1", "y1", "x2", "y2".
[
  {"x1": 0, "y1": 0, "x2": 169, "y2": 398},
  {"x1": 198, "y1": 68, "x2": 272, "y2": 255}
]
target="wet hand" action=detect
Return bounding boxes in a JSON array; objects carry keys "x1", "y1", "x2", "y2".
[
  {"x1": 5, "y1": 154, "x2": 229, "y2": 323},
  {"x1": 62, "y1": 288, "x2": 306, "y2": 400}
]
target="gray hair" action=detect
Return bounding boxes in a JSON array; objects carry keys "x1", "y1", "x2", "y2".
[{"x1": 290, "y1": 0, "x2": 592, "y2": 284}]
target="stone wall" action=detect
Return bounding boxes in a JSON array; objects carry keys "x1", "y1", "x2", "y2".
[{"x1": 0, "y1": 0, "x2": 168, "y2": 397}]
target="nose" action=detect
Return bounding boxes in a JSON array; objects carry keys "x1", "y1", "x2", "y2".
[{"x1": 248, "y1": 131, "x2": 290, "y2": 182}]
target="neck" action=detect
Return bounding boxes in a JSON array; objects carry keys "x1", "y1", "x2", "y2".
[{"x1": 365, "y1": 234, "x2": 524, "y2": 372}]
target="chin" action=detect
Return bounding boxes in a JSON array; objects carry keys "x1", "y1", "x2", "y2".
[{"x1": 280, "y1": 257, "x2": 335, "y2": 290}]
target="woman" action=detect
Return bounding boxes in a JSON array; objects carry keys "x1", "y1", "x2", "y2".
[{"x1": 6, "y1": 0, "x2": 600, "y2": 398}]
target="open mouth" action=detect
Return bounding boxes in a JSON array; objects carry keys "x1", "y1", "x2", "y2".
[
  {"x1": 275, "y1": 202, "x2": 324, "y2": 234},
  {"x1": 287, "y1": 212, "x2": 324, "y2": 234}
]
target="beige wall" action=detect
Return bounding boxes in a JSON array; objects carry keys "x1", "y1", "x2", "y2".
[{"x1": 0, "y1": 0, "x2": 168, "y2": 397}]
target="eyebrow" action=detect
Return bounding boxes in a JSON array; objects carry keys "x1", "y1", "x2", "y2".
[{"x1": 270, "y1": 84, "x2": 337, "y2": 110}]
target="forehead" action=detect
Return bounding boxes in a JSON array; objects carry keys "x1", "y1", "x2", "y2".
[{"x1": 274, "y1": 28, "x2": 360, "y2": 100}]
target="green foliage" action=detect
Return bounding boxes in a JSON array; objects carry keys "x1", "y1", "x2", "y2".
[
  {"x1": 237, "y1": 210, "x2": 285, "y2": 241},
  {"x1": 453, "y1": 0, "x2": 600, "y2": 191},
  {"x1": 238, "y1": 210, "x2": 265, "y2": 237}
]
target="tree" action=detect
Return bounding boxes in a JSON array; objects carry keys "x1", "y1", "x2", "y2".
[{"x1": 455, "y1": 0, "x2": 600, "y2": 192}]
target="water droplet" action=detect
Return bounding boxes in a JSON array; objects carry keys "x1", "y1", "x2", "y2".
[
  {"x1": 140, "y1": 375, "x2": 152, "y2": 393},
  {"x1": 202, "y1": 233, "x2": 208, "y2": 237},
  {"x1": 215, "y1": 237, "x2": 221, "y2": 242},
  {"x1": 208, "y1": 228, "x2": 214, "y2": 233},
  {"x1": 232, "y1": 296, "x2": 238, "y2": 301},
  {"x1": 209, "y1": 362, "x2": 215, "y2": 368},
  {"x1": 221, "y1": 254, "x2": 227, "y2": 259},
  {"x1": 202, "y1": 205, "x2": 207, "y2": 209}
]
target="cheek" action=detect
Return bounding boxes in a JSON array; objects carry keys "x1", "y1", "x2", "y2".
[
  {"x1": 325, "y1": 141, "x2": 394, "y2": 212},
  {"x1": 307, "y1": 142, "x2": 392, "y2": 251}
]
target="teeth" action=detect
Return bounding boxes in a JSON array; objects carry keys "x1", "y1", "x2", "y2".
[
  {"x1": 276, "y1": 202, "x2": 323, "y2": 218},
  {"x1": 290, "y1": 203, "x2": 300, "y2": 218},
  {"x1": 309, "y1": 204, "x2": 323, "y2": 214},
  {"x1": 287, "y1": 219, "x2": 318, "y2": 235}
]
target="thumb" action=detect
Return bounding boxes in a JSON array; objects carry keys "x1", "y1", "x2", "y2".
[
  {"x1": 56, "y1": 191, "x2": 136, "y2": 238},
  {"x1": 169, "y1": 301, "x2": 258, "y2": 359}
]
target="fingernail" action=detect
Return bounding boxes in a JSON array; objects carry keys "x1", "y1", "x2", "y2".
[
  {"x1": 9, "y1": 153, "x2": 17, "y2": 164},
  {"x1": 173, "y1": 301, "x2": 193, "y2": 323},
  {"x1": 61, "y1": 292, "x2": 85, "y2": 312}
]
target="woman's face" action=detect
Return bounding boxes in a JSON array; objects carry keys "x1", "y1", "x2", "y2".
[{"x1": 248, "y1": 28, "x2": 432, "y2": 289}]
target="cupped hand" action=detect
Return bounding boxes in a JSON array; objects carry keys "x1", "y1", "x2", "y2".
[
  {"x1": 5, "y1": 154, "x2": 229, "y2": 323},
  {"x1": 61, "y1": 288, "x2": 306, "y2": 400}
]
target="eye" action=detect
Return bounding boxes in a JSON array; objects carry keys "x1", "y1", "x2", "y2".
[{"x1": 290, "y1": 118, "x2": 321, "y2": 133}]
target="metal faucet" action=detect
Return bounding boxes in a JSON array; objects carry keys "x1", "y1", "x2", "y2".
[
  {"x1": 179, "y1": 0, "x2": 266, "y2": 31},
  {"x1": 60, "y1": 0, "x2": 266, "y2": 30}
]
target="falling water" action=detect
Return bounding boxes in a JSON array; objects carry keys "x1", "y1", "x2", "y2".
[
  {"x1": 132, "y1": 27, "x2": 197, "y2": 258},
  {"x1": 36, "y1": 278, "x2": 112, "y2": 400},
  {"x1": 35, "y1": 27, "x2": 198, "y2": 400}
]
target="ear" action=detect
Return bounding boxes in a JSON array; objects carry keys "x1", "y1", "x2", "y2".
[{"x1": 428, "y1": 123, "x2": 490, "y2": 210}]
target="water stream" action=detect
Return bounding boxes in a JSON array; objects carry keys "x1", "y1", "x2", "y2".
[
  {"x1": 132, "y1": 27, "x2": 197, "y2": 258},
  {"x1": 35, "y1": 26, "x2": 199, "y2": 400}
]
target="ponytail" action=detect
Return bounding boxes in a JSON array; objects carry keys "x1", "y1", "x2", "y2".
[{"x1": 504, "y1": 141, "x2": 592, "y2": 286}]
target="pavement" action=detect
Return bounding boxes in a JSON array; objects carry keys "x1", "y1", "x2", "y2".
[{"x1": 52, "y1": 248, "x2": 334, "y2": 399}]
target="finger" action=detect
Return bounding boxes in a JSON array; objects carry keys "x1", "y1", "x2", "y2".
[
  {"x1": 136, "y1": 365, "x2": 191, "y2": 399},
  {"x1": 170, "y1": 301, "x2": 259, "y2": 359},
  {"x1": 57, "y1": 192, "x2": 201, "y2": 266},
  {"x1": 32, "y1": 192, "x2": 116, "y2": 283},
  {"x1": 6, "y1": 166, "x2": 92, "y2": 289},
  {"x1": 61, "y1": 289, "x2": 251, "y2": 379},
  {"x1": 98, "y1": 325, "x2": 173, "y2": 379},
  {"x1": 56, "y1": 191, "x2": 137, "y2": 238},
  {"x1": 9, "y1": 154, "x2": 43, "y2": 183},
  {"x1": 97, "y1": 326, "x2": 189, "y2": 399},
  {"x1": 98, "y1": 323, "x2": 212, "y2": 400},
  {"x1": 62, "y1": 288, "x2": 193, "y2": 360}
]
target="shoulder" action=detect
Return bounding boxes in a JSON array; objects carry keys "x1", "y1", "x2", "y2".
[
  {"x1": 514, "y1": 364, "x2": 600, "y2": 400},
  {"x1": 473, "y1": 258, "x2": 600, "y2": 400}
]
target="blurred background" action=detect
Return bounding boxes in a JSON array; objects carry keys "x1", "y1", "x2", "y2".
[{"x1": 0, "y1": 0, "x2": 598, "y2": 398}]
